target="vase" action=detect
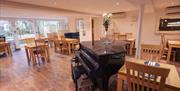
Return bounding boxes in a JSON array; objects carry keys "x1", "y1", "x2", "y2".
[{"x1": 103, "y1": 30, "x2": 111, "y2": 45}]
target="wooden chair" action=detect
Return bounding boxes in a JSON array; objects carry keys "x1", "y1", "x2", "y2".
[
  {"x1": 23, "y1": 38, "x2": 35, "y2": 45},
  {"x1": 125, "y1": 33, "x2": 133, "y2": 39},
  {"x1": 61, "y1": 40, "x2": 69, "y2": 54},
  {"x1": 160, "y1": 34, "x2": 176, "y2": 61},
  {"x1": 141, "y1": 44, "x2": 162, "y2": 62},
  {"x1": 54, "y1": 39, "x2": 63, "y2": 53},
  {"x1": 126, "y1": 61, "x2": 170, "y2": 91},
  {"x1": 34, "y1": 45, "x2": 49, "y2": 64},
  {"x1": 0, "y1": 43, "x2": 7, "y2": 55},
  {"x1": 35, "y1": 39, "x2": 46, "y2": 46},
  {"x1": 71, "y1": 39, "x2": 80, "y2": 52},
  {"x1": 118, "y1": 34, "x2": 127, "y2": 41},
  {"x1": 113, "y1": 33, "x2": 120, "y2": 40},
  {"x1": 0, "y1": 38, "x2": 5, "y2": 42}
]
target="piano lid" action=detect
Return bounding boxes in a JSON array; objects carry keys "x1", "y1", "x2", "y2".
[{"x1": 80, "y1": 40, "x2": 127, "y2": 56}]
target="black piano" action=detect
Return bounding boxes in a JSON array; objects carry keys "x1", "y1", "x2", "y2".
[{"x1": 72, "y1": 40, "x2": 127, "y2": 91}]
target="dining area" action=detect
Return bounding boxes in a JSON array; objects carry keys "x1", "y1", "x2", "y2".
[
  {"x1": 21, "y1": 34, "x2": 79, "y2": 65},
  {"x1": 0, "y1": 0, "x2": 180, "y2": 91}
]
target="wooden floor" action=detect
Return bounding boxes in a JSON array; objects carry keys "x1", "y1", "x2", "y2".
[
  {"x1": 0, "y1": 48, "x2": 75, "y2": 91},
  {"x1": 0, "y1": 48, "x2": 180, "y2": 91}
]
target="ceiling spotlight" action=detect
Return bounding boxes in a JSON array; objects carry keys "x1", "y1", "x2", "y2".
[{"x1": 116, "y1": 2, "x2": 119, "y2": 5}]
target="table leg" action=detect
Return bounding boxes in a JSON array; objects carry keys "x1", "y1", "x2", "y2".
[
  {"x1": 129, "y1": 42, "x2": 133, "y2": 55},
  {"x1": 117, "y1": 75, "x2": 123, "y2": 91},
  {"x1": 25, "y1": 47, "x2": 30, "y2": 64},
  {"x1": 30, "y1": 48, "x2": 36, "y2": 65},
  {"x1": 68, "y1": 42, "x2": 71, "y2": 55},
  {"x1": 8, "y1": 45, "x2": 12, "y2": 56},
  {"x1": 167, "y1": 46, "x2": 172, "y2": 62},
  {"x1": 46, "y1": 47, "x2": 50, "y2": 62}
]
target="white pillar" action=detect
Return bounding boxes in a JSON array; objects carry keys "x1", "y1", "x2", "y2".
[{"x1": 135, "y1": 4, "x2": 144, "y2": 59}]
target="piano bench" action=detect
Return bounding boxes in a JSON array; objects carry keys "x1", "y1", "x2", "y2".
[
  {"x1": 77, "y1": 74, "x2": 93, "y2": 91},
  {"x1": 72, "y1": 66, "x2": 86, "y2": 80}
]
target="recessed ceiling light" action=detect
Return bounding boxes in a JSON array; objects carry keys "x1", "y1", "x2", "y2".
[{"x1": 116, "y1": 2, "x2": 119, "y2": 5}]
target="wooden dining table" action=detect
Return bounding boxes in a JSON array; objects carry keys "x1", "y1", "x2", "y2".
[
  {"x1": 167, "y1": 40, "x2": 180, "y2": 62},
  {"x1": 0, "y1": 42, "x2": 12, "y2": 56},
  {"x1": 65, "y1": 38, "x2": 79, "y2": 54},
  {"x1": 25, "y1": 43, "x2": 50, "y2": 64},
  {"x1": 117, "y1": 58, "x2": 180, "y2": 91},
  {"x1": 55, "y1": 38, "x2": 79, "y2": 55}
]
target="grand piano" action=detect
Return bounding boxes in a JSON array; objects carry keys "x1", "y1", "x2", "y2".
[{"x1": 72, "y1": 40, "x2": 127, "y2": 91}]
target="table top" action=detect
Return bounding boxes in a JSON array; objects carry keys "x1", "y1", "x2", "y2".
[
  {"x1": 126, "y1": 38, "x2": 135, "y2": 42},
  {"x1": 80, "y1": 40, "x2": 127, "y2": 56},
  {"x1": 168, "y1": 40, "x2": 180, "y2": 46},
  {"x1": 118, "y1": 58, "x2": 180, "y2": 90},
  {"x1": 0, "y1": 42, "x2": 10, "y2": 45},
  {"x1": 25, "y1": 43, "x2": 48, "y2": 49}
]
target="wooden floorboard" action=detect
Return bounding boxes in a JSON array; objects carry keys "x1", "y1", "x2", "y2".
[
  {"x1": 0, "y1": 48, "x2": 179, "y2": 91},
  {"x1": 0, "y1": 48, "x2": 75, "y2": 91}
]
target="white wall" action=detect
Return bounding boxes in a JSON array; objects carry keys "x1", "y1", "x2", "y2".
[{"x1": 93, "y1": 9, "x2": 180, "y2": 45}]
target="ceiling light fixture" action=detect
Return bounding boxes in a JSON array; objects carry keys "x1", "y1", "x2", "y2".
[
  {"x1": 116, "y1": 2, "x2": 119, "y2": 6},
  {"x1": 54, "y1": 2, "x2": 57, "y2": 5}
]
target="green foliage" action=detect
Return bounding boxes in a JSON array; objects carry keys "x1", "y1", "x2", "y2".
[{"x1": 103, "y1": 13, "x2": 112, "y2": 31}]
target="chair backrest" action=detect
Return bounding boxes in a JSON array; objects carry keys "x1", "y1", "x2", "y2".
[
  {"x1": 113, "y1": 33, "x2": 120, "y2": 40},
  {"x1": 0, "y1": 43, "x2": 6, "y2": 52},
  {"x1": 141, "y1": 44, "x2": 162, "y2": 62},
  {"x1": 35, "y1": 45, "x2": 47, "y2": 58},
  {"x1": 118, "y1": 34, "x2": 127, "y2": 41},
  {"x1": 0, "y1": 38, "x2": 5, "y2": 42},
  {"x1": 23, "y1": 38, "x2": 35, "y2": 45},
  {"x1": 126, "y1": 61, "x2": 170, "y2": 91},
  {"x1": 61, "y1": 40, "x2": 68, "y2": 48},
  {"x1": 35, "y1": 39, "x2": 46, "y2": 46},
  {"x1": 126, "y1": 33, "x2": 133, "y2": 39}
]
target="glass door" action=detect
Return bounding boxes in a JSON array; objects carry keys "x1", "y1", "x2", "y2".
[
  {"x1": 15, "y1": 20, "x2": 34, "y2": 46},
  {"x1": 0, "y1": 20, "x2": 14, "y2": 42}
]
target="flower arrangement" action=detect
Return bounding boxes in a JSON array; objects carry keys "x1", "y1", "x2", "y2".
[{"x1": 103, "y1": 13, "x2": 112, "y2": 31}]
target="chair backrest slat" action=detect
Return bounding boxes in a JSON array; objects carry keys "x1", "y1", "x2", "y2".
[
  {"x1": 118, "y1": 34, "x2": 127, "y2": 41},
  {"x1": 35, "y1": 39, "x2": 46, "y2": 46}
]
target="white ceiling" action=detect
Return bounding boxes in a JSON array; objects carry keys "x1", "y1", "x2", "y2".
[{"x1": 4, "y1": 0, "x2": 180, "y2": 15}]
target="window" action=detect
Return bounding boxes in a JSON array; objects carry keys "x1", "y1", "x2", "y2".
[
  {"x1": 76, "y1": 19, "x2": 84, "y2": 32},
  {"x1": 59, "y1": 18, "x2": 68, "y2": 31},
  {"x1": 15, "y1": 20, "x2": 34, "y2": 39},
  {"x1": 0, "y1": 20, "x2": 14, "y2": 41},
  {"x1": 37, "y1": 20, "x2": 59, "y2": 37}
]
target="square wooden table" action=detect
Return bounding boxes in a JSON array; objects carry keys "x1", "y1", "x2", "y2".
[
  {"x1": 25, "y1": 43, "x2": 50, "y2": 64},
  {"x1": 117, "y1": 58, "x2": 180, "y2": 91},
  {"x1": 167, "y1": 40, "x2": 180, "y2": 62}
]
